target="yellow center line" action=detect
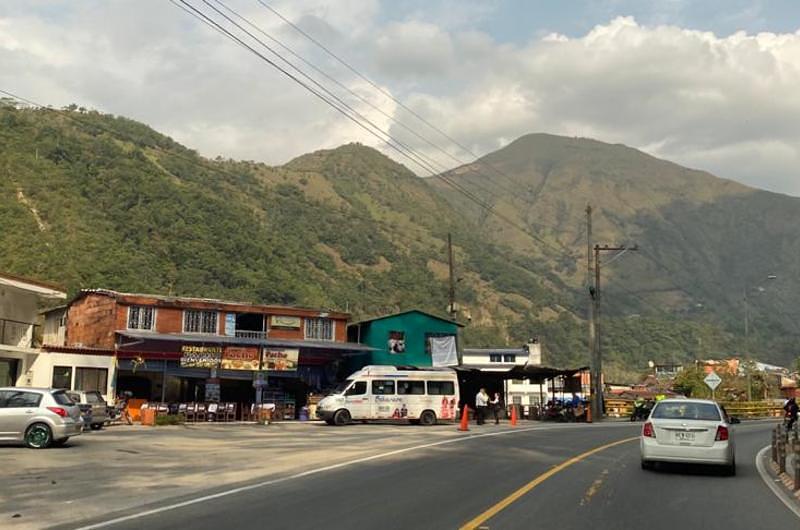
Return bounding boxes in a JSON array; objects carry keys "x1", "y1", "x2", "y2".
[{"x1": 459, "y1": 436, "x2": 638, "y2": 530}]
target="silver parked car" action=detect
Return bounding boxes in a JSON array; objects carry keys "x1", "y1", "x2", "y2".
[
  {"x1": 0, "y1": 387, "x2": 83, "y2": 448},
  {"x1": 67, "y1": 390, "x2": 109, "y2": 430},
  {"x1": 640, "y1": 398, "x2": 738, "y2": 475}
]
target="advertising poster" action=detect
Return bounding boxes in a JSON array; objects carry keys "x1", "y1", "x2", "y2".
[
  {"x1": 180, "y1": 345, "x2": 222, "y2": 368},
  {"x1": 262, "y1": 348, "x2": 299, "y2": 371},
  {"x1": 225, "y1": 313, "x2": 236, "y2": 336},
  {"x1": 221, "y1": 346, "x2": 260, "y2": 371}
]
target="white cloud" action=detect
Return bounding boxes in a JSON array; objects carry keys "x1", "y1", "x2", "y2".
[{"x1": 1, "y1": 3, "x2": 800, "y2": 195}]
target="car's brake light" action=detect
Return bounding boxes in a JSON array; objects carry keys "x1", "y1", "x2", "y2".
[
  {"x1": 47, "y1": 406, "x2": 68, "y2": 418},
  {"x1": 642, "y1": 421, "x2": 655, "y2": 438},
  {"x1": 715, "y1": 425, "x2": 729, "y2": 441}
]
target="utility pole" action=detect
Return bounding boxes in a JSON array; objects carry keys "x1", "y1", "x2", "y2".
[
  {"x1": 586, "y1": 206, "x2": 598, "y2": 419},
  {"x1": 591, "y1": 242, "x2": 638, "y2": 421},
  {"x1": 447, "y1": 233, "x2": 457, "y2": 321}
]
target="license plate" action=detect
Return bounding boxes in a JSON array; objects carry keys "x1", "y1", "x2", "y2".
[{"x1": 675, "y1": 432, "x2": 695, "y2": 442}]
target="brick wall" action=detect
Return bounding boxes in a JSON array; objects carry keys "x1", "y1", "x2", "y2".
[
  {"x1": 66, "y1": 294, "x2": 118, "y2": 349},
  {"x1": 154, "y1": 307, "x2": 183, "y2": 333}
]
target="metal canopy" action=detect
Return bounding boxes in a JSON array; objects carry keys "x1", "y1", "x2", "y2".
[{"x1": 455, "y1": 364, "x2": 589, "y2": 384}]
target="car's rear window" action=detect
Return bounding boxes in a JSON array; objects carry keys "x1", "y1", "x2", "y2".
[
  {"x1": 652, "y1": 402, "x2": 721, "y2": 421},
  {"x1": 53, "y1": 391, "x2": 75, "y2": 406},
  {"x1": 86, "y1": 391, "x2": 103, "y2": 403}
]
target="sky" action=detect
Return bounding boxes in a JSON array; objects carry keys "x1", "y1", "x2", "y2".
[{"x1": 2, "y1": 1, "x2": 800, "y2": 195}]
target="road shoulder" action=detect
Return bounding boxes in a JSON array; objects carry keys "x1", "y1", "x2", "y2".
[{"x1": 755, "y1": 445, "x2": 800, "y2": 520}]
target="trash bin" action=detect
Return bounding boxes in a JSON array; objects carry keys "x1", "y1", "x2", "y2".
[{"x1": 141, "y1": 408, "x2": 156, "y2": 426}]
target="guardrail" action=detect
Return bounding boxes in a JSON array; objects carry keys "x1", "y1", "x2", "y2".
[
  {"x1": 604, "y1": 397, "x2": 783, "y2": 419},
  {"x1": 771, "y1": 423, "x2": 800, "y2": 491}
]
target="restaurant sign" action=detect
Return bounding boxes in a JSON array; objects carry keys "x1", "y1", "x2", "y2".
[
  {"x1": 180, "y1": 345, "x2": 222, "y2": 368},
  {"x1": 262, "y1": 348, "x2": 299, "y2": 371},
  {"x1": 221, "y1": 346, "x2": 260, "y2": 371}
]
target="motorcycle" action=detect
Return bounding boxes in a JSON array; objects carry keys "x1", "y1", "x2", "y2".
[{"x1": 630, "y1": 403, "x2": 652, "y2": 422}]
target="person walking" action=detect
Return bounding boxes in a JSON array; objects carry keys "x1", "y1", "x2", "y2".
[
  {"x1": 490, "y1": 392, "x2": 502, "y2": 424},
  {"x1": 475, "y1": 388, "x2": 489, "y2": 425}
]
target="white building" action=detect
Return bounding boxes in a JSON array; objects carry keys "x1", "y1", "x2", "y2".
[
  {"x1": 459, "y1": 341, "x2": 582, "y2": 406},
  {"x1": 1, "y1": 273, "x2": 115, "y2": 399},
  {"x1": 0, "y1": 272, "x2": 66, "y2": 386}
]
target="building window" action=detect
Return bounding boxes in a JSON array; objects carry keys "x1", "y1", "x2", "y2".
[
  {"x1": 127, "y1": 306, "x2": 155, "y2": 331},
  {"x1": 184, "y1": 310, "x2": 218, "y2": 334},
  {"x1": 489, "y1": 354, "x2": 502, "y2": 363},
  {"x1": 305, "y1": 318, "x2": 334, "y2": 341},
  {"x1": 75, "y1": 368, "x2": 108, "y2": 393},
  {"x1": 425, "y1": 333, "x2": 455, "y2": 354},
  {"x1": 52, "y1": 366, "x2": 73, "y2": 390},
  {"x1": 387, "y1": 331, "x2": 406, "y2": 353},
  {"x1": 503, "y1": 354, "x2": 516, "y2": 363}
]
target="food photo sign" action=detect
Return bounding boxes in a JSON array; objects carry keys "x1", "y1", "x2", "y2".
[
  {"x1": 262, "y1": 348, "x2": 299, "y2": 371},
  {"x1": 221, "y1": 346, "x2": 261, "y2": 371}
]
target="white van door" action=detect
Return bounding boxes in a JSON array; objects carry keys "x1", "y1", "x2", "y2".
[
  {"x1": 371, "y1": 379, "x2": 401, "y2": 419},
  {"x1": 343, "y1": 380, "x2": 369, "y2": 419}
]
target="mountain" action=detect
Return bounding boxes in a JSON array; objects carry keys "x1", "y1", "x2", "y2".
[
  {"x1": 0, "y1": 103, "x2": 559, "y2": 353},
  {"x1": 432, "y1": 133, "x2": 800, "y2": 366},
  {"x1": 1, "y1": 104, "x2": 796, "y2": 376}
]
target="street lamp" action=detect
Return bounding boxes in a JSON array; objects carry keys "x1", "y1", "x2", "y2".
[{"x1": 743, "y1": 274, "x2": 777, "y2": 401}]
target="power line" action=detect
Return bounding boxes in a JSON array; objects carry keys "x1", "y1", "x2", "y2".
[
  {"x1": 255, "y1": 0, "x2": 537, "y2": 198},
  {"x1": 176, "y1": 0, "x2": 575, "y2": 258}
]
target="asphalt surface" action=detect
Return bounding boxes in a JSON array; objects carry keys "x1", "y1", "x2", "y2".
[{"x1": 66, "y1": 420, "x2": 797, "y2": 530}]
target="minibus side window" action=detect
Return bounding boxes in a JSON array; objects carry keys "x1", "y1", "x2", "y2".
[
  {"x1": 427, "y1": 381, "x2": 455, "y2": 395},
  {"x1": 345, "y1": 381, "x2": 367, "y2": 396},
  {"x1": 372, "y1": 380, "x2": 395, "y2": 395},
  {"x1": 398, "y1": 381, "x2": 425, "y2": 395}
]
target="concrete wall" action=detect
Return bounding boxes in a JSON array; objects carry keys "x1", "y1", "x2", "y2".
[
  {"x1": 29, "y1": 352, "x2": 116, "y2": 400},
  {"x1": 0, "y1": 285, "x2": 39, "y2": 347}
]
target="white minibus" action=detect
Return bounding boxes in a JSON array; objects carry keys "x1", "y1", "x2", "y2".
[{"x1": 316, "y1": 365, "x2": 459, "y2": 426}]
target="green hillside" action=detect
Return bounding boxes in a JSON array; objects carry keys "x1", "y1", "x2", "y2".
[
  {"x1": 1, "y1": 104, "x2": 795, "y2": 376},
  {"x1": 432, "y1": 133, "x2": 800, "y2": 367}
]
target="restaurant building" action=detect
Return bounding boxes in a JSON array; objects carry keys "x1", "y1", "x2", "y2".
[{"x1": 43, "y1": 289, "x2": 371, "y2": 414}]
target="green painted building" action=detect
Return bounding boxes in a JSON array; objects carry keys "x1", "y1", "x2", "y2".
[{"x1": 347, "y1": 310, "x2": 463, "y2": 369}]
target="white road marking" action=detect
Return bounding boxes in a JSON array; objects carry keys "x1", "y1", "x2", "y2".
[
  {"x1": 76, "y1": 422, "x2": 631, "y2": 529},
  {"x1": 755, "y1": 445, "x2": 800, "y2": 520}
]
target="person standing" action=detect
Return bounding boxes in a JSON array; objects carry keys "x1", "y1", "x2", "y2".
[
  {"x1": 784, "y1": 396, "x2": 798, "y2": 431},
  {"x1": 475, "y1": 388, "x2": 489, "y2": 425},
  {"x1": 490, "y1": 392, "x2": 502, "y2": 424}
]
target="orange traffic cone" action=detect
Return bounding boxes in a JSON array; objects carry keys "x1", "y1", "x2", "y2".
[
  {"x1": 458, "y1": 405, "x2": 470, "y2": 432},
  {"x1": 510, "y1": 405, "x2": 518, "y2": 426}
]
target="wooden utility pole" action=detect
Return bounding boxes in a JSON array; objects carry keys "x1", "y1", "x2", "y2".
[
  {"x1": 591, "y1": 242, "x2": 637, "y2": 421},
  {"x1": 448, "y1": 233, "x2": 457, "y2": 321},
  {"x1": 587, "y1": 206, "x2": 598, "y2": 419}
]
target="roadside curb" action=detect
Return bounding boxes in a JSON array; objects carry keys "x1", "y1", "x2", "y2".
[{"x1": 756, "y1": 446, "x2": 800, "y2": 520}]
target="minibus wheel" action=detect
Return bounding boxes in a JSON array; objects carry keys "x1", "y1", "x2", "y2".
[
  {"x1": 333, "y1": 409, "x2": 351, "y2": 426},
  {"x1": 419, "y1": 410, "x2": 437, "y2": 426}
]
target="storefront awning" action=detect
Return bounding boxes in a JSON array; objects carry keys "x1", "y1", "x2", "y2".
[
  {"x1": 116, "y1": 330, "x2": 375, "y2": 354},
  {"x1": 455, "y1": 364, "x2": 588, "y2": 384}
]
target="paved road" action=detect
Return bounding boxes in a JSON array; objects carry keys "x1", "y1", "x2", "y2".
[{"x1": 68, "y1": 421, "x2": 797, "y2": 530}]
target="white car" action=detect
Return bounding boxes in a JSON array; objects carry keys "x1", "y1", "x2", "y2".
[{"x1": 640, "y1": 398, "x2": 738, "y2": 475}]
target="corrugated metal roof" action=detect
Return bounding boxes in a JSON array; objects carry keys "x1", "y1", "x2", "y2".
[
  {"x1": 70, "y1": 289, "x2": 350, "y2": 318},
  {"x1": 349, "y1": 309, "x2": 464, "y2": 327},
  {"x1": 116, "y1": 330, "x2": 374, "y2": 352}
]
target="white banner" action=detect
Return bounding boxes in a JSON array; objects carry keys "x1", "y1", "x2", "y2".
[{"x1": 430, "y1": 335, "x2": 458, "y2": 367}]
